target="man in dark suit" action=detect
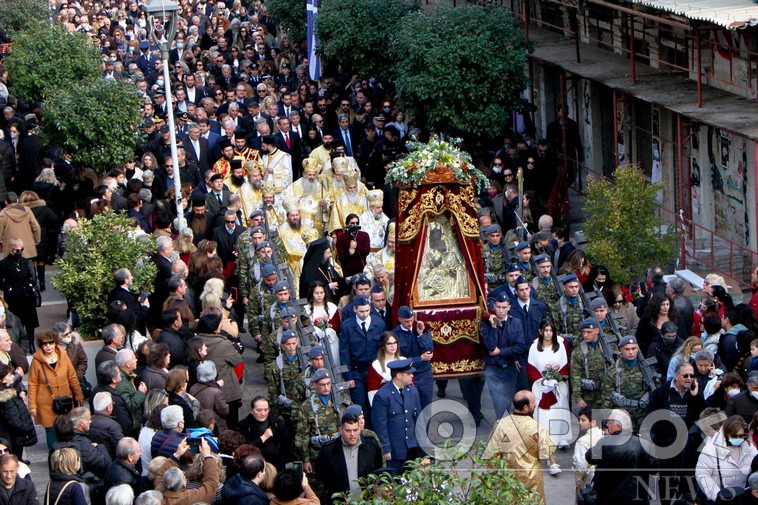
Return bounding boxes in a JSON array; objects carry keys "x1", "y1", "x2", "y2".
[
  {"x1": 198, "y1": 118, "x2": 222, "y2": 162},
  {"x1": 183, "y1": 122, "x2": 210, "y2": 174},
  {"x1": 333, "y1": 113, "x2": 359, "y2": 158},
  {"x1": 552, "y1": 225, "x2": 575, "y2": 271},
  {"x1": 148, "y1": 236, "x2": 175, "y2": 329},
  {"x1": 183, "y1": 73, "x2": 208, "y2": 105},
  {"x1": 369, "y1": 285, "x2": 392, "y2": 329},
  {"x1": 106, "y1": 268, "x2": 149, "y2": 329},
  {"x1": 211, "y1": 209, "x2": 246, "y2": 277},
  {"x1": 340, "y1": 295, "x2": 385, "y2": 419},
  {"x1": 392, "y1": 306, "x2": 434, "y2": 410},
  {"x1": 273, "y1": 116, "x2": 302, "y2": 179},
  {"x1": 371, "y1": 359, "x2": 422, "y2": 472},
  {"x1": 204, "y1": 173, "x2": 232, "y2": 215},
  {"x1": 315, "y1": 409, "x2": 384, "y2": 497},
  {"x1": 510, "y1": 275, "x2": 548, "y2": 391}
]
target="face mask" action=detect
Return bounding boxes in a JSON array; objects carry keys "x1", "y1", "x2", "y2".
[
  {"x1": 487, "y1": 190, "x2": 497, "y2": 199},
  {"x1": 9, "y1": 133, "x2": 16, "y2": 140},
  {"x1": 109, "y1": 56, "x2": 117, "y2": 62},
  {"x1": 61, "y1": 336, "x2": 72, "y2": 345},
  {"x1": 10, "y1": 252, "x2": 21, "y2": 261},
  {"x1": 752, "y1": 391, "x2": 758, "y2": 401},
  {"x1": 156, "y1": 79, "x2": 164, "y2": 87},
  {"x1": 492, "y1": 166, "x2": 501, "y2": 174},
  {"x1": 728, "y1": 388, "x2": 741, "y2": 397},
  {"x1": 176, "y1": 42, "x2": 184, "y2": 49},
  {"x1": 729, "y1": 437, "x2": 745, "y2": 447}
]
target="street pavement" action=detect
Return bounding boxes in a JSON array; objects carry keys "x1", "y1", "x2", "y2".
[{"x1": 25, "y1": 267, "x2": 575, "y2": 504}]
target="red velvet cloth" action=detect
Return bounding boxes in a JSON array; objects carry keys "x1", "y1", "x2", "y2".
[{"x1": 392, "y1": 176, "x2": 487, "y2": 378}]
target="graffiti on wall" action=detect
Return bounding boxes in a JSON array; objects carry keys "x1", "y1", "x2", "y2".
[{"x1": 707, "y1": 126, "x2": 749, "y2": 245}]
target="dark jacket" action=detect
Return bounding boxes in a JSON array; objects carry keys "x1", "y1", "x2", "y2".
[
  {"x1": 646, "y1": 335, "x2": 683, "y2": 377},
  {"x1": 645, "y1": 381, "x2": 705, "y2": 452},
  {"x1": 585, "y1": 433, "x2": 659, "y2": 505},
  {"x1": 88, "y1": 412, "x2": 124, "y2": 457},
  {"x1": 53, "y1": 431, "x2": 111, "y2": 478},
  {"x1": 220, "y1": 474, "x2": 269, "y2": 505},
  {"x1": 157, "y1": 327, "x2": 187, "y2": 367},
  {"x1": 103, "y1": 459, "x2": 140, "y2": 491},
  {"x1": 315, "y1": 434, "x2": 384, "y2": 498},
  {"x1": 168, "y1": 391, "x2": 197, "y2": 429},
  {"x1": 0, "y1": 387, "x2": 36, "y2": 450},
  {"x1": 151, "y1": 428, "x2": 184, "y2": 458},
  {"x1": 44, "y1": 473, "x2": 85, "y2": 505},
  {"x1": 189, "y1": 381, "x2": 229, "y2": 432},
  {"x1": 725, "y1": 389, "x2": 758, "y2": 424},
  {"x1": 238, "y1": 414, "x2": 294, "y2": 471},
  {"x1": 90, "y1": 384, "x2": 133, "y2": 436}
]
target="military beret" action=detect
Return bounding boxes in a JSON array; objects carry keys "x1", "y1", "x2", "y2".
[
  {"x1": 209, "y1": 173, "x2": 223, "y2": 182},
  {"x1": 515, "y1": 241, "x2": 530, "y2": 252},
  {"x1": 308, "y1": 346, "x2": 324, "y2": 359},
  {"x1": 485, "y1": 224, "x2": 501, "y2": 235},
  {"x1": 562, "y1": 274, "x2": 579, "y2": 285},
  {"x1": 280, "y1": 329, "x2": 297, "y2": 344},
  {"x1": 279, "y1": 307, "x2": 296, "y2": 318},
  {"x1": 579, "y1": 317, "x2": 600, "y2": 330},
  {"x1": 256, "y1": 241, "x2": 273, "y2": 251},
  {"x1": 618, "y1": 336, "x2": 638, "y2": 348},
  {"x1": 261, "y1": 264, "x2": 276, "y2": 277},
  {"x1": 533, "y1": 254, "x2": 550, "y2": 264},
  {"x1": 250, "y1": 209, "x2": 264, "y2": 219},
  {"x1": 397, "y1": 305, "x2": 413, "y2": 319},
  {"x1": 387, "y1": 358, "x2": 415, "y2": 373},
  {"x1": 274, "y1": 281, "x2": 289, "y2": 292},
  {"x1": 506, "y1": 263, "x2": 521, "y2": 273},
  {"x1": 590, "y1": 298, "x2": 608, "y2": 310},
  {"x1": 493, "y1": 292, "x2": 510, "y2": 304},
  {"x1": 344, "y1": 404, "x2": 363, "y2": 417},
  {"x1": 311, "y1": 368, "x2": 331, "y2": 382},
  {"x1": 514, "y1": 275, "x2": 529, "y2": 286}
]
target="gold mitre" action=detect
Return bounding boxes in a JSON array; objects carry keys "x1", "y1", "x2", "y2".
[
  {"x1": 366, "y1": 189, "x2": 383, "y2": 206},
  {"x1": 262, "y1": 180, "x2": 276, "y2": 196},
  {"x1": 301, "y1": 228, "x2": 320, "y2": 244},
  {"x1": 244, "y1": 159, "x2": 264, "y2": 175},
  {"x1": 302, "y1": 158, "x2": 319, "y2": 175},
  {"x1": 332, "y1": 156, "x2": 349, "y2": 174},
  {"x1": 282, "y1": 196, "x2": 301, "y2": 214},
  {"x1": 387, "y1": 221, "x2": 396, "y2": 238},
  {"x1": 344, "y1": 169, "x2": 359, "y2": 185}
]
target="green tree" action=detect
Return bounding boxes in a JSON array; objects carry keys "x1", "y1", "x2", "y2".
[
  {"x1": 316, "y1": 0, "x2": 421, "y2": 78},
  {"x1": 266, "y1": 0, "x2": 306, "y2": 42},
  {"x1": 583, "y1": 165, "x2": 680, "y2": 284},
  {"x1": 391, "y1": 4, "x2": 530, "y2": 138},
  {"x1": 5, "y1": 20, "x2": 101, "y2": 103},
  {"x1": 42, "y1": 78, "x2": 143, "y2": 173},
  {"x1": 52, "y1": 211, "x2": 157, "y2": 337},
  {"x1": 0, "y1": 0, "x2": 49, "y2": 36}
]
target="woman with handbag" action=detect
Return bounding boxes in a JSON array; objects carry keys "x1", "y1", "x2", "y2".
[
  {"x1": 0, "y1": 238, "x2": 40, "y2": 348},
  {"x1": 0, "y1": 363, "x2": 36, "y2": 459},
  {"x1": 28, "y1": 330, "x2": 84, "y2": 449},
  {"x1": 46, "y1": 448, "x2": 90, "y2": 505}
]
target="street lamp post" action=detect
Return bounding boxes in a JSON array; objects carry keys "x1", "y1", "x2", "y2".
[{"x1": 142, "y1": 0, "x2": 185, "y2": 229}]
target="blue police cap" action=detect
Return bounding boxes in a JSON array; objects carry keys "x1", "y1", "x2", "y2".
[
  {"x1": 387, "y1": 358, "x2": 416, "y2": 373},
  {"x1": 534, "y1": 254, "x2": 550, "y2": 264},
  {"x1": 579, "y1": 317, "x2": 600, "y2": 330},
  {"x1": 353, "y1": 295, "x2": 370, "y2": 307},
  {"x1": 397, "y1": 305, "x2": 413, "y2": 319}
]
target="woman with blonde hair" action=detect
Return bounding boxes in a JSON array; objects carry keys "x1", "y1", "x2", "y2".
[
  {"x1": 47, "y1": 448, "x2": 89, "y2": 505},
  {"x1": 200, "y1": 279, "x2": 239, "y2": 336},
  {"x1": 666, "y1": 336, "x2": 704, "y2": 381},
  {"x1": 174, "y1": 228, "x2": 197, "y2": 264}
]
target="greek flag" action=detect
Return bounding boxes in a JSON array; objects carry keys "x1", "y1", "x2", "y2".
[{"x1": 306, "y1": 0, "x2": 321, "y2": 81}]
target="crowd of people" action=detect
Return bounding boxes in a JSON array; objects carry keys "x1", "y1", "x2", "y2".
[{"x1": 1, "y1": 0, "x2": 758, "y2": 505}]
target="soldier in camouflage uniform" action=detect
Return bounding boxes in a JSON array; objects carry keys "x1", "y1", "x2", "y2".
[
  {"x1": 532, "y1": 253, "x2": 561, "y2": 324},
  {"x1": 483, "y1": 224, "x2": 507, "y2": 292},
  {"x1": 265, "y1": 329, "x2": 306, "y2": 433},
  {"x1": 248, "y1": 263, "x2": 280, "y2": 364},
  {"x1": 602, "y1": 335, "x2": 659, "y2": 430},
  {"x1": 514, "y1": 241, "x2": 535, "y2": 282},
  {"x1": 570, "y1": 317, "x2": 608, "y2": 409},
  {"x1": 558, "y1": 273, "x2": 587, "y2": 341},
  {"x1": 268, "y1": 283, "x2": 312, "y2": 338},
  {"x1": 236, "y1": 226, "x2": 268, "y2": 302},
  {"x1": 301, "y1": 345, "x2": 326, "y2": 390},
  {"x1": 296, "y1": 368, "x2": 352, "y2": 473}
]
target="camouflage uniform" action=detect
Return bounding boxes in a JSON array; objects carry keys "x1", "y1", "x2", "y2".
[
  {"x1": 268, "y1": 303, "x2": 313, "y2": 341},
  {"x1": 236, "y1": 232, "x2": 263, "y2": 299},
  {"x1": 483, "y1": 243, "x2": 507, "y2": 290},
  {"x1": 601, "y1": 358, "x2": 659, "y2": 429},
  {"x1": 533, "y1": 276, "x2": 562, "y2": 326},
  {"x1": 517, "y1": 261, "x2": 535, "y2": 282},
  {"x1": 558, "y1": 297, "x2": 586, "y2": 341},
  {"x1": 248, "y1": 282, "x2": 279, "y2": 364},
  {"x1": 295, "y1": 393, "x2": 351, "y2": 463},
  {"x1": 265, "y1": 353, "x2": 307, "y2": 420},
  {"x1": 569, "y1": 341, "x2": 607, "y2": 408}
]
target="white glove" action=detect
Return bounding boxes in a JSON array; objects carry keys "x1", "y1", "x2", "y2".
[{"x1": 541, "y1": 379, "x2": 557, "y2": 394}]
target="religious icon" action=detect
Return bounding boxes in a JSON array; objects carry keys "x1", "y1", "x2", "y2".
[{"x1": 417, "y1": 214, "x2": 470, "y2": 301}]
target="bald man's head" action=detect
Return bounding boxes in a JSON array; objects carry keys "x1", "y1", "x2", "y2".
[{"x1": 512, "y1": 390, "x2": 535, "y2": 414}]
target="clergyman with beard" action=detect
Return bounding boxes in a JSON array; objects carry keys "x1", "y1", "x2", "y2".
[
  {"x1": 299, "y1": 238, "x2": 346, "y2": 303},
  {"x1": 482, "y1": 390, "x2": 556, "y2": 505}
]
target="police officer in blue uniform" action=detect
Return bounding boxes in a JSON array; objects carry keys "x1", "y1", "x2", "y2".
[
  {"x1": 392, "y1": 306, "x2": 434, "y2": 410},
  {"x1": 371, "y1": 359, "x2": 422, "y2": 472}
]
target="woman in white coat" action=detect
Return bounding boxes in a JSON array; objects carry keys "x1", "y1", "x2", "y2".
[{"x1": 696, "y1": 415, "x2": 758, "y2": 502}]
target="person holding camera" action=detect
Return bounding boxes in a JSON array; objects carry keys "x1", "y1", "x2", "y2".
[
  {"x1": 270, "y1": 468, "x2": 320, "y2": 505},
  {"x1": 155, "y1": 437, "x2": 221, "y2": 505},
  {"x1": 335, "y1": 214, "x2": 370, "y2": 278}
]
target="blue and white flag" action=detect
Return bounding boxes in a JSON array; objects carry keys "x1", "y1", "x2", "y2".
[{"x1": 306, "y1": 0, "x2": 321, "y2": 81}]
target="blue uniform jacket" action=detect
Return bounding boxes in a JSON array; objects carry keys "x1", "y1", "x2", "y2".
[
  {"x1": 339, "y1": 316, "x2": 385, "y2": 380},
  {"x1": 481, "y1": 316, "x2": 527, "y2": 367},
  {"x1": 392, "y1": 325, "x2": 434, "y2": 374},
  {"x1": 509, "y1": 296, "x2": 549, "y2": 343},
  {"x1": 371, "y1": 381, "x2": 421, "y2": 460}
]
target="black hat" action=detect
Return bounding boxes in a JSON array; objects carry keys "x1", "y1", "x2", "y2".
[
  {"x1": 262, "y1": 135, "x2": 276, "y2": 146},
  {"x1": 209, "y1": 173, "x2": 224, "y2": 182},
  {"x1": 218, "y1": 138, "x2": 232, "y2": 150},
  {"x1": 192, "y1": 198, "x2": 206, "y2": 207},
  {"x1": 230, "y1": 159, "x2": 243, "y2": 170},
  {"x1": 234, "y1": 127, "x2": 247, "y2": 137}
]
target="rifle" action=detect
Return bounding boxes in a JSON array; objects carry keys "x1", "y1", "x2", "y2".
[
  {"x1": 576, "y1": 282, "x2": 618, "y2": 365},
  {"x1": 639, "y1": 356, "x2": 660, "y2": 392}
]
